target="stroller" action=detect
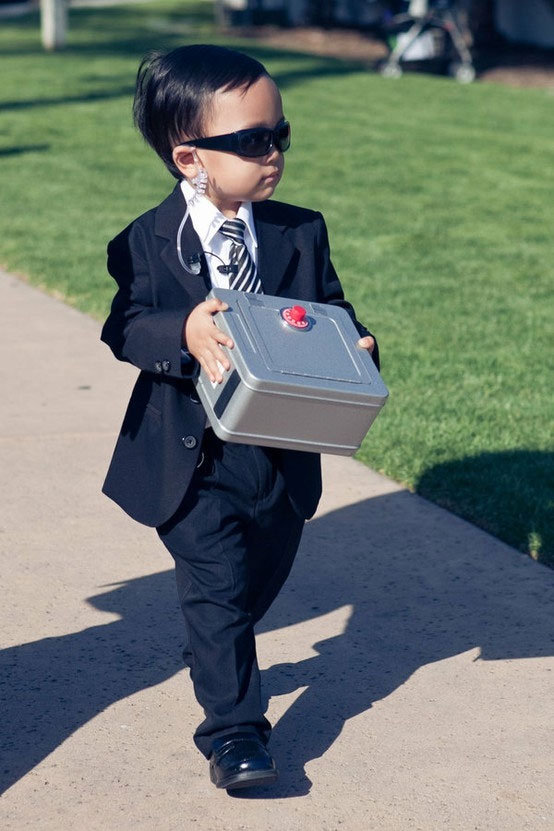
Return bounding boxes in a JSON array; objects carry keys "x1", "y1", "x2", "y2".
[{"x1": 379, "y1": 0, "x2": 476, "y2": 82}]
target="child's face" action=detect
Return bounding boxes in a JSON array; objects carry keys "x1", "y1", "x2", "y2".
[{"x1": 175, "y1": 75, "x2": 286, "y2": 217}]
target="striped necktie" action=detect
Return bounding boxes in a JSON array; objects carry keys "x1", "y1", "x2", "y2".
[{"x1": 219, "y1": 218, "x2": 262, "y2": 294}]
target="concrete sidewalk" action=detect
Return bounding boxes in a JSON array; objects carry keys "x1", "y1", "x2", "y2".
[{"x1": 1, "y1": 269, "x2": 552, "y2": 830}]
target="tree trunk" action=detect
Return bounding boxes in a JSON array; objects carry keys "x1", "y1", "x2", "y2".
[
  {"x1": 41, "y1": 0, "x2": 67, "y2": 51},
  {"x1": 214, "y1": 0, "x2": 227, "y2": 27},
  {"x1": 214, "y1": 0, "x2": 253, "y2": 27}
]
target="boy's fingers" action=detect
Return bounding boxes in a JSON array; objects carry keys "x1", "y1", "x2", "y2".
[
  {"x1": 200, "y1": 355, "x2": 222, "y2": 384},
  {"x1": 206, "y1": 342, "x2": 231, "y2": 374},
  {"x1": 213, "y1": 329, "x2": 234, "y2": 349},
  {"x1": 204, "y1": 297, "x2": 228, "y2": 314},
  {"x1": 200, "y1": 345, "x2": 230, "y2": 381},
  {"x1": 357, "y1": 335, "x2": 375, "y2": 353}
]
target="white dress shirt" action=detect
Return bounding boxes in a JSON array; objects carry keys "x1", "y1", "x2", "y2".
[{"x1": 179, "y1": 179, "x2": 258, "y2": 289}]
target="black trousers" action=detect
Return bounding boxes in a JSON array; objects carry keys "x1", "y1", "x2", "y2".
[{"x1": 157, "y1": 429, "x2": 305, "y2": 759}]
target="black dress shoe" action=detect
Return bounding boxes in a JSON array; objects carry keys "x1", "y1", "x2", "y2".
[{"x1": 209, "y1": 732, "x2": 278, "y2": 790}]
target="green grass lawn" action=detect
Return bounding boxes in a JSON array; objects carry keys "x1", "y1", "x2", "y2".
[{"x1": 1, "y1": 1, "x2": 553, "y2": 565}]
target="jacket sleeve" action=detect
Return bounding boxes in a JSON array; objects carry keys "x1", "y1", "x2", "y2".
[
  {"x1": 100, "y1": 223, "x2": 197, "y2": 379},
  {"x1": 314, "y1": 212, "x2": 380, "y2": 370}
]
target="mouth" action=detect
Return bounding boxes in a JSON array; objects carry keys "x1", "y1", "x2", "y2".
[{"x1": 263, "y1": 171, "x2": 281, "y2": 182}]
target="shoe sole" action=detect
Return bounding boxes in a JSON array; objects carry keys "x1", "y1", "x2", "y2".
[{"x1": 214, "y1": 769, "x2": 279, "y2": 790}]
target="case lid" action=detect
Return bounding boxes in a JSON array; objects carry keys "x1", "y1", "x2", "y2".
[
  {"x1": 251, "y1": 304, "x2": 363, "y2": 383},
  {"x1": 209, "y1": 289, "x2": 388, "y2": 401}
]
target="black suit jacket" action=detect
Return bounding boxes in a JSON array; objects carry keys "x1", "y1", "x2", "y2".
[{"x1": 101, "y1": 184, "x2": 378, "y2": 527}]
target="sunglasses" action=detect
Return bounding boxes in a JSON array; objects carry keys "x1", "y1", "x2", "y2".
[{"x1": 185, "y1": 120, "x2": 291, "y2": 158}]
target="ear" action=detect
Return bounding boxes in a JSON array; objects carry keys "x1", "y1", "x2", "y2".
[{"x1": 172, "y1": 144, "x2": 198, "y2": 180}]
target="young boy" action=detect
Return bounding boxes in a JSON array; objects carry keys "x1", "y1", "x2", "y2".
[{"x1": 101, "y1": 44, "x2": 378, "y2": 790}]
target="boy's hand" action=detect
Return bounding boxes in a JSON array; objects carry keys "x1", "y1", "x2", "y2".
[
  {"x1": 184, "y1": 298, "x2": 234, "y2": 384},
  {"x1": 357, "y1": 335, "x2": 375, "y2": 353}
]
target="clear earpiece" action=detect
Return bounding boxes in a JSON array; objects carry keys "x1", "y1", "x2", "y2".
[
  {"x1": 177, "y1": 154, "x2": 208, "y2": 274},
  {"x1": 191, "y1": 153, "x2": 208, "y2": 198}
]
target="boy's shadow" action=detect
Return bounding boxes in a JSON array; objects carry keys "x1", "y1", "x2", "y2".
[
  {"x1": 2, "y1": 490, "x2": 553, "y2": 798},
  {"x1": 0, "y1": 570, "x2": 184, "y2": 795},
  {"x1": 239, "y1": 489, "x2": 554, "y2": 798}
]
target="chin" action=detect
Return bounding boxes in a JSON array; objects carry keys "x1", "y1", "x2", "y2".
[{"x1": 259, "y1": 182, "x2": 279, "y2": 199}]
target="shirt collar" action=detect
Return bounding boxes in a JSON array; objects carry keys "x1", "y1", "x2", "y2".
[{"x1": 180, "y1": 179, "x2": 257, "y2": 251}]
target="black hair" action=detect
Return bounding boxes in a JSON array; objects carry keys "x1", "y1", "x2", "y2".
[{"x1": 133, "y1": 44, "x2": 269, "y2": 180}]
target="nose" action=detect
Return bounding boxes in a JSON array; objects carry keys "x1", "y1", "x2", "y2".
[{"x1": 265, "y1": 144, "x2": 281, "y2": 163}]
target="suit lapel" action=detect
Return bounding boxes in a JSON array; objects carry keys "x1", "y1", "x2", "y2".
[
  {"x1": 254, "y1": 202, "x2": 296, "y2": 298},
  {"x1": 155, "y1": 184, "x2": 211, "y2": 300}
]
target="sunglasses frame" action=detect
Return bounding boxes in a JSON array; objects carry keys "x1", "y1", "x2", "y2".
[{"x1": 184, "y1": 119, "x2": 291, "y2": 158}]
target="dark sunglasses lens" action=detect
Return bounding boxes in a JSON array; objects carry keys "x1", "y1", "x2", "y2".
[
  {"x1": 238, "y1": 129, "x2": 272, "y2": 157},
  {"x1": 276, "y1": 122, "x2": 291, "y2": 152}
]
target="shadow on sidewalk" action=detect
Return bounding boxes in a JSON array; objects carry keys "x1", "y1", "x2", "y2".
[
  {"x1": 415, "y1": 450, "x2": 554, "y2": 568},
  {"x1": 242, "y1": 490, "x2": 554, "y2": 798},
  {"x1": 2, "y1": 492, "x2": 553, "y2": 796},
  {"x1": 0, "y1": 570, "x2": 184, "y2": 795}
]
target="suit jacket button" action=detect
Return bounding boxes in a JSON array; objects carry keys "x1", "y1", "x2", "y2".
[
  {"x1": 154, "y1": 361, "x2": 163, "y2": 373},
  {"x1": 182, "y1": 435, "x2": 197, "y2": 449},
  {"x1": 162, "y1": 359, "x2": 171, "y2": 372}
]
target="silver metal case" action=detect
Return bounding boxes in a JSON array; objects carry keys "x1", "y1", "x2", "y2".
[{"x1": 193, "y1": 289, "x2": 388, "y2": 455}]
